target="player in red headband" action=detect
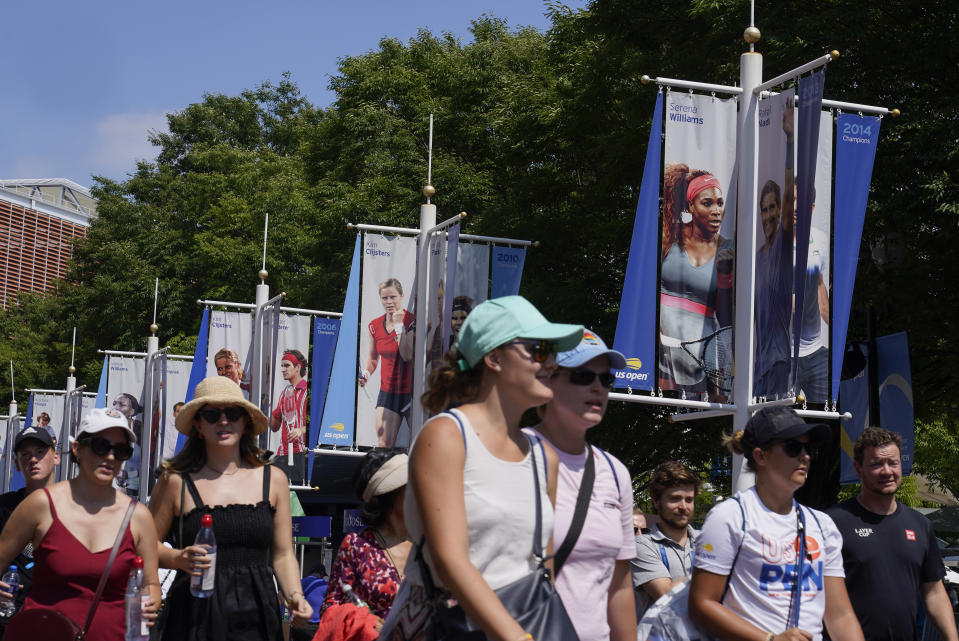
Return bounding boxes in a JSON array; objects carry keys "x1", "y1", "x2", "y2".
[{"x1": 658, "y1": 163, "x2": 734, "y2": 400}]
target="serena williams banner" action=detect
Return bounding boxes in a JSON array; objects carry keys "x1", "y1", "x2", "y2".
[
  {"x1": 358, "y1": 233, "x2": 417, "y2": 449},
  {"x1": 658, "y1": 91, "x2": 737, "y2": 400}
]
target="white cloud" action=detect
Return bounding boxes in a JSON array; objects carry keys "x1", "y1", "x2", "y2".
[{"x1": 91, "y1": 111, "x2": 170, "y2": 178}]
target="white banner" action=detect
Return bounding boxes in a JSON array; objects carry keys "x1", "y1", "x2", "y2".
[
  {"x1": 266, "y1": 313, "x2": 312, "y2": 455},
  {"x1": 358, "y1": 234, "x2": 417, "y2": 449},
  {"x1": 161, "y1": 359, "x2": 193, "y2": 461},
  {"x1": 659, "y1": 92, "x2": 737, "y2": 400},
  {"x1": 206, "y1": 310, "x2": 254, "y2": 398},
  {"x1": 107, "y1": 355, "x2": 145, "y2": 494}
]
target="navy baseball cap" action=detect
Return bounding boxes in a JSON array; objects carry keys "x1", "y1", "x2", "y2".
[{"x1": 744, "y1": 406, "x2": 830, "y2": 447}]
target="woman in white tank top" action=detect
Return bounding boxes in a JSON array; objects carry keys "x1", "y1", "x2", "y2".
[{"x1": 381, "y1": 296, "x2": 582, "y2": 641}]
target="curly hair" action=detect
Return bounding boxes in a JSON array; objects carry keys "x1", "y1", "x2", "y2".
[
  {"x1": 853, "y1": 427, "x2": 902, "y2": 465},
  {"x1": 722, "y1": 429, "x2": 760, "y2": 471},
  {"x1": 662, "y1": 163, "x2": 715, "y2": 258},
  {"x1": 352, "y1": 448, "x2": 407, "y2": 528}
]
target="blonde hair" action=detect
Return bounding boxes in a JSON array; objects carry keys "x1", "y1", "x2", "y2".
[{"x1": 722, "y1": 429, "x2": 757, "y2": 470}]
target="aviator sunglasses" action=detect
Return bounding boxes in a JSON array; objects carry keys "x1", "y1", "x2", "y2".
[
  {"x1": 198, "y1": 406, "x2": 246, "y2": 424},
  {"x1": 779, "y1": 438, "x2": 816, "y2": 458},
  {"x1": 562, "y1": 369, "x2": 616, "y2": 389},
  {"x1": 508, "y1": 339, "x2": 557, "y2": 363},
  {"x1": 78, "y1": 436, "x2": 134, "y2": 461}
]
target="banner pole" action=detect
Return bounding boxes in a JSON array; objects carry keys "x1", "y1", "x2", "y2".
[
  {"x1": 411, "y1": 188, "x2": 437, "y2": 437},
  {"x1": 731, "y1": 37, "x2": 763, "y2": 493}
]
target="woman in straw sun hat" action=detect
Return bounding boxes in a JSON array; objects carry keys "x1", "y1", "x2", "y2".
[
  {"x1": 148, "y1": 376, "x2": 311, "y2": 640},
  {"x1": 380, "y1": 295, "x2": 583, "y2": 641}
]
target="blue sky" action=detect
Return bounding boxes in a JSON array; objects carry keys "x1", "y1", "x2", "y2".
[{"x1": 1, "y1": 0, "x2": 584, "y2": 189}]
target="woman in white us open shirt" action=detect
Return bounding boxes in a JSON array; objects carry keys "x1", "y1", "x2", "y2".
[{"x1": 688, "y1": 406, "x2": 863, "y2": 641}]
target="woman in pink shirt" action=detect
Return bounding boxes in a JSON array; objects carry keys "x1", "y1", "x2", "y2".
[{"x1": 525, "y1": 329, "x2": 636, "y2": 641}]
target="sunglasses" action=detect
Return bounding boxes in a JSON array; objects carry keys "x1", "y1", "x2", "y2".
[
  {"x1": 508, "y1": 339, "x2": 557, "y2": 363},
  {"x1": 563, "y1": 369, "x2": 616, "y2": 389},
  {"x1": 78, "y1": 436, "x2": 134, "y2": 461},
  {"x1": 198, "y1": 406, "x2": 246, "y2": 424},
  {"x1": 779, "y1": 439, "x2": 816, "y2": 458}
]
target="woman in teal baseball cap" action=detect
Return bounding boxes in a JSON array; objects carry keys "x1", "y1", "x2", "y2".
[{"x1": 380, "y1": 296, "x2": 583, "y2": 641}]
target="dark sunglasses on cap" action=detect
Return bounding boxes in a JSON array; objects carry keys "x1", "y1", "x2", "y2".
[
  {"x1": 779, "y1": 438, "x2": 816, "y2": 458},
  {"x1": 563, "y1": 369, "x2": 616, "y2": 389},
  {"x1": 78, "y1": 436, "x2": 134, "y2": 461},
  {"x1": 198, "y1": 406, "x2": 246, "y2": 424},
  {"x1": 507, "y1": 339, "x2": 557, "y2": 363}
]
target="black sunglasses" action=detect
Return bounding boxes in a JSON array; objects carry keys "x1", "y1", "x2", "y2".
[
  {"x1": 563, "y1": 369, "x2": 616, "y2": 389},
  {"x1": 198, "y1": 406, "x2": 246, "y2": 424},
  {"x1": 780, "y1": 439, "x2": 816, "y2": 458},
  {"x1": 78, "y1": 436, "x2": 134, "y2": 461},
  {"x1": 508, "y1": 339, "x2": 557, "y2": 363}
]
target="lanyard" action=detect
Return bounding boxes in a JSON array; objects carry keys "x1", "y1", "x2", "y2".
[{"x1": 786, "y1": 506, "x2": 807, "y2": 630}]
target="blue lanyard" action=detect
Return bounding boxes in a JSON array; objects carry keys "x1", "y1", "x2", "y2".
[{"x1": 658, "y1": 540, "x2": 693, "y2": 572}]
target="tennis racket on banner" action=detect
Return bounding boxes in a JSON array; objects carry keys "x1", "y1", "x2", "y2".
[
  {"x1": 358, "y1": 368, "x2": 376, "y2": 409},
  {"x1": 281, "y1": 401, "x2": 296, "y2": 466},
  {"x1": 680, "y1": 326, "x2": 733, "y2": 394}
]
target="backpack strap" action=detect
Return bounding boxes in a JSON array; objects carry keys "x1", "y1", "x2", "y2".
[
  {"x1": 553, "y1": 444, "x2": 595, "y2": 576},
  {"x1": 719, "y1": 495, "x2": 747, "y2": 603},
  {"x1": 594, "y1": 446, "x2": 621, "y2": 501}
]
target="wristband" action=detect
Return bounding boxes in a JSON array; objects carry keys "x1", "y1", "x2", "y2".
[
  {"x1": 394, "y1": 323, "x2": 404, "y2": 336},
  {"x1": 361, "y1": 369, "x2": 371, "y2": 380}
]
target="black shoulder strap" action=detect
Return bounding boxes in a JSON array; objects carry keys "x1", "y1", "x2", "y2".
[
  {"x1": 183, "y1": 472, "x2": 205, "y2": 508},
  {"x1": 262, "y1": 465, "x2": 271, "y2": 502},
  {"x1": 553, "y1": 444, "x2": 595, "y2": 576}
]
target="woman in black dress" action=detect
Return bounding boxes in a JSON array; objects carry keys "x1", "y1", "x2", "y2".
[{"x1": 149, "y1": 376, "x2": 311, "y2": 640}]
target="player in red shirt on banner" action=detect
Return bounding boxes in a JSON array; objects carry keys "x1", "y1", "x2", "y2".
[{"x1": 271, "y1": 349, "x2": 308, "y2": 484}]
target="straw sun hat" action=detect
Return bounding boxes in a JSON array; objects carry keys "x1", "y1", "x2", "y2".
[{"x1": 175, "y1": 376, "x2": 268, "y2": 436}]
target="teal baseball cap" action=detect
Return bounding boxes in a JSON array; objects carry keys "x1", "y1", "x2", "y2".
[{"x1": 455, "y1": 296, "x2": 583, "y2": 367}]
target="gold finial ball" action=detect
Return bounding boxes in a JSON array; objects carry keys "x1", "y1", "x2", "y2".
[
  {"x1": 258, "y1": 269, "x2": 268, "y2": 280},
  {"x1": 150, "y1": 323, "x2": 159, "y2": 334},
  {"x1": 423, "y1": 184, "x2": 436, "y2": 199},
  {"x1": 829, "y1": 50, "x2": 840, "y2": 59},
  {"x1": 744, "y1": 26, "x2": 761, "y2": 44},
  {"x1": 68, "y1": 365, "x2": 76, "y2": 374},
  {"x1": 640, "y1": 74, "x2": 651, "y2": 85},
  {"x1": 891, "y1": 108, "x2": 901, "y2": 117},
  {"x1": 796, "y1": 393, "x2": 806, "y2": 404}
]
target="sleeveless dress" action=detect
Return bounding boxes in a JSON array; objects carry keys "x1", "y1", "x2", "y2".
[
  {"x1": 161, "y1": 466, "x2": 282, "y2": 641},
  {"x1": 20, "y1": 488, "x2": 136, "y2": 641}
]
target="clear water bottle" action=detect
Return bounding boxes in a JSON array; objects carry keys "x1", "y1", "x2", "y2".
[
  {"x1": 190, "y1": 514, "x2": 217, "y2": 598},
  {"x1": 341, "y1": 583, "x2": 368, "y2": 609},
  {"x1": 125, "y1": 556, "x2": 148, "y2": 641},
  {"x1": 0, "y1": 565, "x2": 19, "y2": 617}
]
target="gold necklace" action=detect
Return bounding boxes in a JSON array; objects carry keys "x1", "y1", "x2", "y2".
[{"x1": 206, "y1": 463, "x2": 242, "y2": 476}]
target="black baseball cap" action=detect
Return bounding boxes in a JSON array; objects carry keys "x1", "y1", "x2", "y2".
[
  {"x1": 744, "y1": 406, "x2": 830, "y2": 448},
  {"x1": 14, "y1": 426, "x2": 54, "y2": 452}
]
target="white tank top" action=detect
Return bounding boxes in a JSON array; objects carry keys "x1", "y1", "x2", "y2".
[{"x1": 404, "y1": 408, "x2": 554, "y2": 590}]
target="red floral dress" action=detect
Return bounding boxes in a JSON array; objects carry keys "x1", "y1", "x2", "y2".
[{"x1": 321, "y1": 528, "x2": 401, "y2": 619}]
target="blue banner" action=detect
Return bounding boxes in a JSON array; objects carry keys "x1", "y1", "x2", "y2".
[
  {"x1": 490, "y1": 246, "x2": 526, "y2": 298},
  {"x1": 791, "y1": 69, "x2": 825, "y2": 378},
  {"x1": 319, "y1": 235, "x2": 361, "y2": 446},
  {"x1": 95, "y1": 356, "x2": 108, "y2": 408},
  {"x1": 612, "y1": 92, "x2": 662, "y2": 391},
  {"x1": 344, "y1": 508, "x2": 364, "y2": 533},
  {"x1": 839, "y1": 344, "x2": 870, "y2": 484},
  {"x1": 176, "y1": 307, "x2": 210, "y2": 453},
  {"x1": 307, "y1": 317, "x2": 340, "y2": 481},
  {"x1": 831, "y1": 114, "x2": 881, "y2": 400},
  {"x1": 291, "y1": 516, "x2": 332, "y2": 539},
  {"x1": 877, "y1": 332, "x2": 914, "y2": 476}
]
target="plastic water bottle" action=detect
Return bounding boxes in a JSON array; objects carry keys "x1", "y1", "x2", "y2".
[
  {"x1": 190, "y1": 514, "x2": 217, "y2": 598},
  {"x1": 125, "y1": 556, "x2": 148, "y2": 641},
  {"x1": 0, "y1": 565, "x2": 19, "y2": 617},
  {"x1": 341, "y1": 583, "x2": 368, "y2": 609}
]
